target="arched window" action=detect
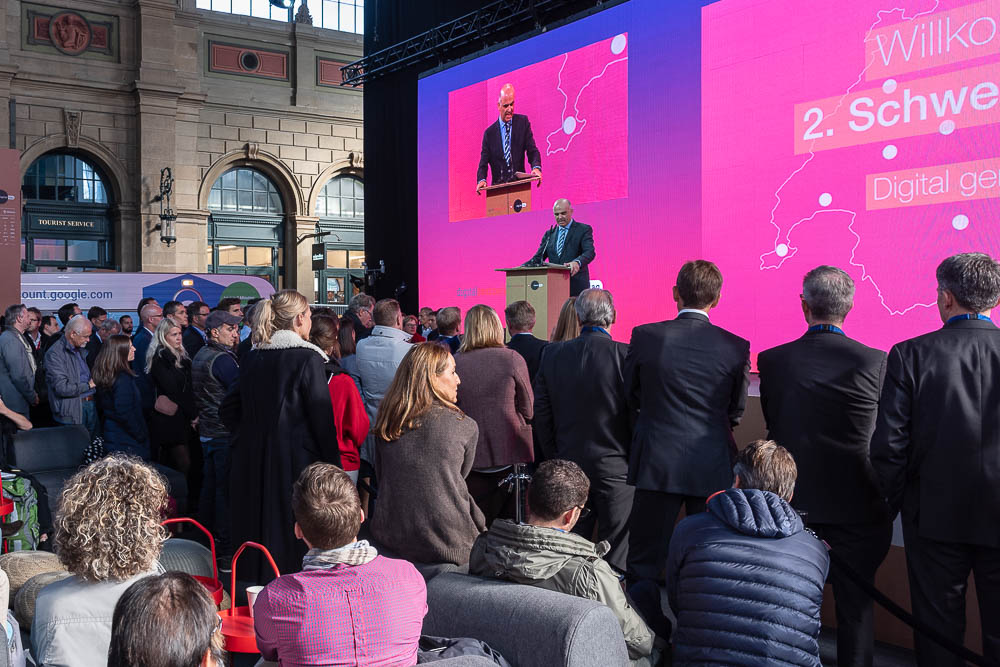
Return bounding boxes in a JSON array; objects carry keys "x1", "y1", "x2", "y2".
[
  {"x1": 22, "y1": 153, "x2": 109, "y2": 204},
  {"x1": 315, "y1": 175, "x2": 363, "y2": 218},
  {"x1": 208, "y1": 167, "x2": 283, "y2": 214},
  {"x1": 21, "y1": 152, "x2": 114, "y2": 272},
  {"x1": 206, "y1": 167, "x2": 285, "y2": 288},
  {"x1": 314, "y1": 174, "x2": 364, "y2": 306}
]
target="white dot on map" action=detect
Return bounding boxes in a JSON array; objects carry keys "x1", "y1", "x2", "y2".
[
  {"x1": 562, "y1": 116, "x2": 577, "y2": 135},
  {"x1": 953, "y1": 214, "x2": 970, "y2": 230},
  {"x1": 611, "y1": 34, "x2": 627, "y2": 55},
  {"x1": 819, "y1": 192, "x2": 833, "y2": 207},
  {"x1": 882, "y1": 144, "x2": 898, "y2": 160},
  {"x1": 882, "y1": 79, "x2": 897, "y2": 94},
  {"x1": 775, "y1": 243, "x2": 789, "y2": 257},
  {"x1": 939, "y1": 120, "x2": 956, "y2": 135}
]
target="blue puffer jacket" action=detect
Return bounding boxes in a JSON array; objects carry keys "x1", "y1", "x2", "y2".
[{"x1": 666, "y1": 488, "x2": 829, "y2": 666}]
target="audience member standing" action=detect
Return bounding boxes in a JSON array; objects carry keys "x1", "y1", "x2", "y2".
[
  {"x1": 550, "y1": 297, "x2": 579, "y2": 342},
  {"x1": 147, "y1": 318, "x2": 197, "y2": 478},
  {"x1": 666, "y1": 440, "x2": 829, "y2": 667},
  {"x1": 41, "y1": 302, "x2": 81, "y2": 355},
  {"x1": 354, "y1": 298, "x2": 412, "y2": 466},
  {"x1": 309, "y1": 314, "x2": 369, "y2": 484},
  {"x1": 434, "y1": 306, "x2": 462, "y2": 353},
  {"x1": 44, "y1": 315, "x2": 99, "y2": 439},
  {"x1": 871, "y1": 252, "x2": 1000, "y2": 667},
  {"x1": 371, "y1": 343, "x2": 485, "y2": 565},
  {"x1": 131, "y1": 303, "x2": 163, "y2": 417},
  {"x1": 0, "y1": 304, "x2": 39, "y2": 421},
  {"x1": 505, "y1": 300, "x2": 548, "y2": 382},
  {"x1": 162, "y1": 301, "x2": 188, "y2": 330},
  {"x1": 345, "y1": 293, "x2": 375, "y2": 341},
  {"x1": 118, "y1": 314, "x2": 133, "y2": 337},
  {"x1": 418, "y1": 307, "x2": 436, "y2": 338},
  {"x1": 533, "y1": 289, "x2": 632, "y2": 573},
  {"x1": 221, "y1": 290, "x2": 341, "y2": 579},
  {"x1": 85, "y1": 315, "x2": 120, "y2": 369},
  {"x1": 624, "y1": 260, "x2": 749, "y2": 587},
  {"x1": 183, "y1": 300, "x2": 210, "y2": 359},
  {"x1": 454, "y1": 305, "x2": 533, "y2": 524},
  {"x1": 337, "y1": 316, "x2": 360, "y2": 388},
  {"x1": 402, "y1": 314, "x2": 426, "y2": 342},
  {"x1": 254, "y1": 463, "x2": 427, "y2": 666},
  {"x1": 93, "y1": 335, "x2": 150, "y2": 459},
  {"x1": 192, "y1": 309, "x2": 242, "y2": 563},
  {"x1": 32, "y1": 457, "x2": 168, "y2": 667},
  {"x1": 25, "y1": 307, "x2": 43, "y2": 356},
  {"x1": 758, "y1": 266, "x2": 890, "y2": 667}
]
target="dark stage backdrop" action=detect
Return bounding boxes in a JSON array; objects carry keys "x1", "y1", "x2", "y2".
[{"x1": 362, "y1": 0, "x2": 612, "y2": 313}]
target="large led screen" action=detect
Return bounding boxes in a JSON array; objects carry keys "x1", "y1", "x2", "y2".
[{"x1": 417, "y1": 0, "x2": 1000, "y2": 359}]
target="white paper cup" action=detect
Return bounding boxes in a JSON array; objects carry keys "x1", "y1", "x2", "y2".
[{"x1": 246, "y1": 585, "x2": 264, "y2": 617}]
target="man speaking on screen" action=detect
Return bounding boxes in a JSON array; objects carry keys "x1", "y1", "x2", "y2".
[
  {"x1": 526, "y1": 199, "x2": 595, "y2": 297},
  {"x1": 476, "y1": 83, "x2": 542, "y2": 192}
]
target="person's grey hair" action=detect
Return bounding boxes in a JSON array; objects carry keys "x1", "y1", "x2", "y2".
[
  {"x1": 574, "y1": 288, "x2": 615, "y2": 328},
  {"x1": 436, "y1": 307, "x2": 461, "y2": 335},
  {"x1": 802, "y1": 266, "x2": 855, "y2": 322},
  {"x1": 100, "y1": 319, "x2": 122, "y2": 337},
  {"x1": 3, "y1": 304, "x2": 26, "y2": 325},
  {"x1": 936, "y1": 252, "x2": 1000, "y2": 313},
  {"x1": 733, "y1": 439, "x2": 797, "y2": 501},
  {"x1": 348, "y1": 293, "x2": 375, "y2": 314},
  {"x1": 65, "y1": 315, "x2": 90, "y2": 335}
]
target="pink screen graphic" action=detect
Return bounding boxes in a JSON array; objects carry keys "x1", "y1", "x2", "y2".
[
  {"x1": 448, "y1": 35, "x2": 629, "y2": 222},
  {"x1": 702, "y1": 0, "x2": 1000, "y2": 357}
]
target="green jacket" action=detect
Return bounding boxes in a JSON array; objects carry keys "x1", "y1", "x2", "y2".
[{"x1": 469, "y1": 519, "x2": 654, "y2": 659}]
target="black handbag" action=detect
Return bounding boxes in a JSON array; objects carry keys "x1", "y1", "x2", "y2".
[{"x1": 83, "y1": 435, "x2": 108, "y2": 464}]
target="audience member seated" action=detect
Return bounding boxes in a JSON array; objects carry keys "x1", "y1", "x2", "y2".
[
  {"x1": 94, "y1": 334, "x2": 150, "y2": 459},
  {"x1": 665, "y1": 440, "x2": 829, "y2": 666},
  {"x1": 310, "y1": 314, "x2": 369, "y2": 484},
  {"x1": 108, "y1": 571, "x2": 224, "y2": 667},
  {"x1": 32, "y1": 456, "x2": 168, "y2": 667},
  {"x1": 455, "y1": 305, "x2": 533, "y2": 525},
  {"x1": 371, "y1": 343, "x2": 485, "y2": 565},
  {"x1": 550, "y1": 297, "x2": 579, "y2": 342},
  {"x1": 255, "y1": 462, "x2": 426, "y2": 666},
  {"x1": 469, "y1": 459, "x2": 656, "y2": 663},
  {"x1": 433, "y1": 307, "x2": 462, "y2": 353}
]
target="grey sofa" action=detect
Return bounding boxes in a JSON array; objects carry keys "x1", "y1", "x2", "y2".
[{"x1": 423, "y1": 572, "x2": 630, "y2": 667}]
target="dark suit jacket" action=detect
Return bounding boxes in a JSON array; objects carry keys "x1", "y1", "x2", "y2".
[
  {"x1": 507, "y1": 333, "x2": 548, "y2": 382},
  {"x1": 625, "y1": 312, "x2": 750, "y2": 496},
  {"x1": 527, "y1": 221, "x2": 596, "y2": 296},
  {"x1": 131, "y1": 327, "x2": 155, "y2": 415},
  {"x1": 758, "y1": 329, "x2": 888, "y2": 525},
  {"x1": 534, "y1": 329, "x2": 630, "y2": 479},
  {"x1": 871, "y1": 317, "x2": 1000, "y2": 546},
  {"x1": 84, "y1": 334, "x2": 102, "y2": 369},
  {"x1": 183, "y1": 326, "x2": 207, "y2": 360},
  {"x1": 477, "y1": 114, "x2": 542, "y2": 185}
]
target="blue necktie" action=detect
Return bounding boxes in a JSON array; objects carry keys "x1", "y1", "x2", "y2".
[
  {"x1": 503, "y1": 121, "x2": 512, "y2": 167},
  {"x1": 556, "y1": 226, "x2": 567, "y2": 257}
]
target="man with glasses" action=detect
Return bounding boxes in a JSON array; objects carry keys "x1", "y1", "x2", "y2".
[
  {"x1": 469, "y1": 459, "x2": 657, "y2": 663},
  {"x1": 183, "y1": 301, "x2": 210, "y2": 359},
  {"x1": 345, "y1": 293, "x2": 375, "y2": 342},
  {"x1": 0, "y1": 304, "x2": 40, "y2": 421},
  {"x1": 44, "y1": 315, "x2": 98, "y2": 439}
]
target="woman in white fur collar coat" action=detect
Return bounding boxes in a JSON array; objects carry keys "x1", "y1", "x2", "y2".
[{"x1": 221, "y1": 289, "x2": 341, "y2": 579}]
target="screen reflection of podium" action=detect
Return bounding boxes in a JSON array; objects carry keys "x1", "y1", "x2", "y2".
[
  {"x1": 496, "y1": 263, "x2": 570, "y2": 340},
  {"x1": 484, "y1": 174, "x2": 539, "y2": 217}
]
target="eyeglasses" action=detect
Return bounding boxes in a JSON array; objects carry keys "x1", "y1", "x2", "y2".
[{"x1": 574, "y1": 505, "x2": 591, "y2": 519}]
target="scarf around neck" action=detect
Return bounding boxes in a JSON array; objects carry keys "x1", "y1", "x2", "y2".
[{"x1": 302, "y1": 540, "x2": 378, "y2": 570}]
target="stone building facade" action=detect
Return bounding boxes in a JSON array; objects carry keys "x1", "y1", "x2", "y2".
[{"x1": 1, "y1": 0, "x2": 364, "y2": 303}]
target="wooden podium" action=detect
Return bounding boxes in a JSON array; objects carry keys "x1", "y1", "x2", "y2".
[
  {"x1": 497, "y1": 264, "x2": 571, "y2": 340},
  {"x1": 484, "y1": 175, "x2": 539, "y2": 217}
]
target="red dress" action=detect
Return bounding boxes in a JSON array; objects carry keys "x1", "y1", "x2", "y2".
[{"x1": 328, "y1": 372, "x2": 369, "y2": 472}]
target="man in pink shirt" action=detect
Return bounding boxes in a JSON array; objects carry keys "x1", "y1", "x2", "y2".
[{"x1": 254, "y1": 463, "x2": 427, "y2": 666}]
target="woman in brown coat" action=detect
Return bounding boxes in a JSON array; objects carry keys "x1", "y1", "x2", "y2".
[
  {"x1": 454, "y1": 305, "x2": 533, "y2": 525},
  {"x1": 370, "y1": 343, "x2": 484, "y2": 565}
]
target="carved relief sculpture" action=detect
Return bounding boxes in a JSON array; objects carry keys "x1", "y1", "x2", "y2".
[
  {"x1": 49, "y1": 12, "x2": 91, "y2": 56},
  {"x1": 64, "y1": 110, "x2": 82, "y2": 147}
]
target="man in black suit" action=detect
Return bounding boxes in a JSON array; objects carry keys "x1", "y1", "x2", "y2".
[
  {"x1": 525, "y1": 199, "x2": 596, "y2": 296},
  {"x1": 533, "y1": 288, "x2": 633, "y2": 573},
  {"x1": 504, "y1": 301, "x2": 547, "y2": 382},
  {"x1": 871, "y1": 252, "x2": 1000, "y2": 667},
  {"x1": 183, "y1": 301, "x2": 210, "y2": 359},
  {"x1": 83, "y1": 306, "x2": 108, "y2": 369},
  {"x1": 758, "y1": 266, "x2": 890, "y2": 667},
  {"x1": 624, "y1": 260, "x2": 750, "y2": 587},
  {"x1": 476, "y1": 83, "x2": 542, "y2": 190},
  {"x1": 433, "y1": 307, "x2": 462, "y2": 354}
]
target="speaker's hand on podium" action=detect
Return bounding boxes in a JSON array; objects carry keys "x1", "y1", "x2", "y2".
[
  {"x1": 531, "y1": 167, "x2": 542, "y2": 186},
  {"x1": 567, "y1": 261, "x2": 580, "y2": 276},
  {"x1": 476, "y1": 180, "x2": 487, "y2": 194}
]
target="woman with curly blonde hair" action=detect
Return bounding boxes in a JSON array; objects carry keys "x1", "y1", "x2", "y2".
[{"x1": 31, "y1": 455, "x2": 168, "y2": 667}]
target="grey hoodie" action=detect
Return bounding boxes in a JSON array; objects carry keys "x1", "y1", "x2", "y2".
[{"x1": 469, "y1": 519, "x2": 654, "y2": 660}]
